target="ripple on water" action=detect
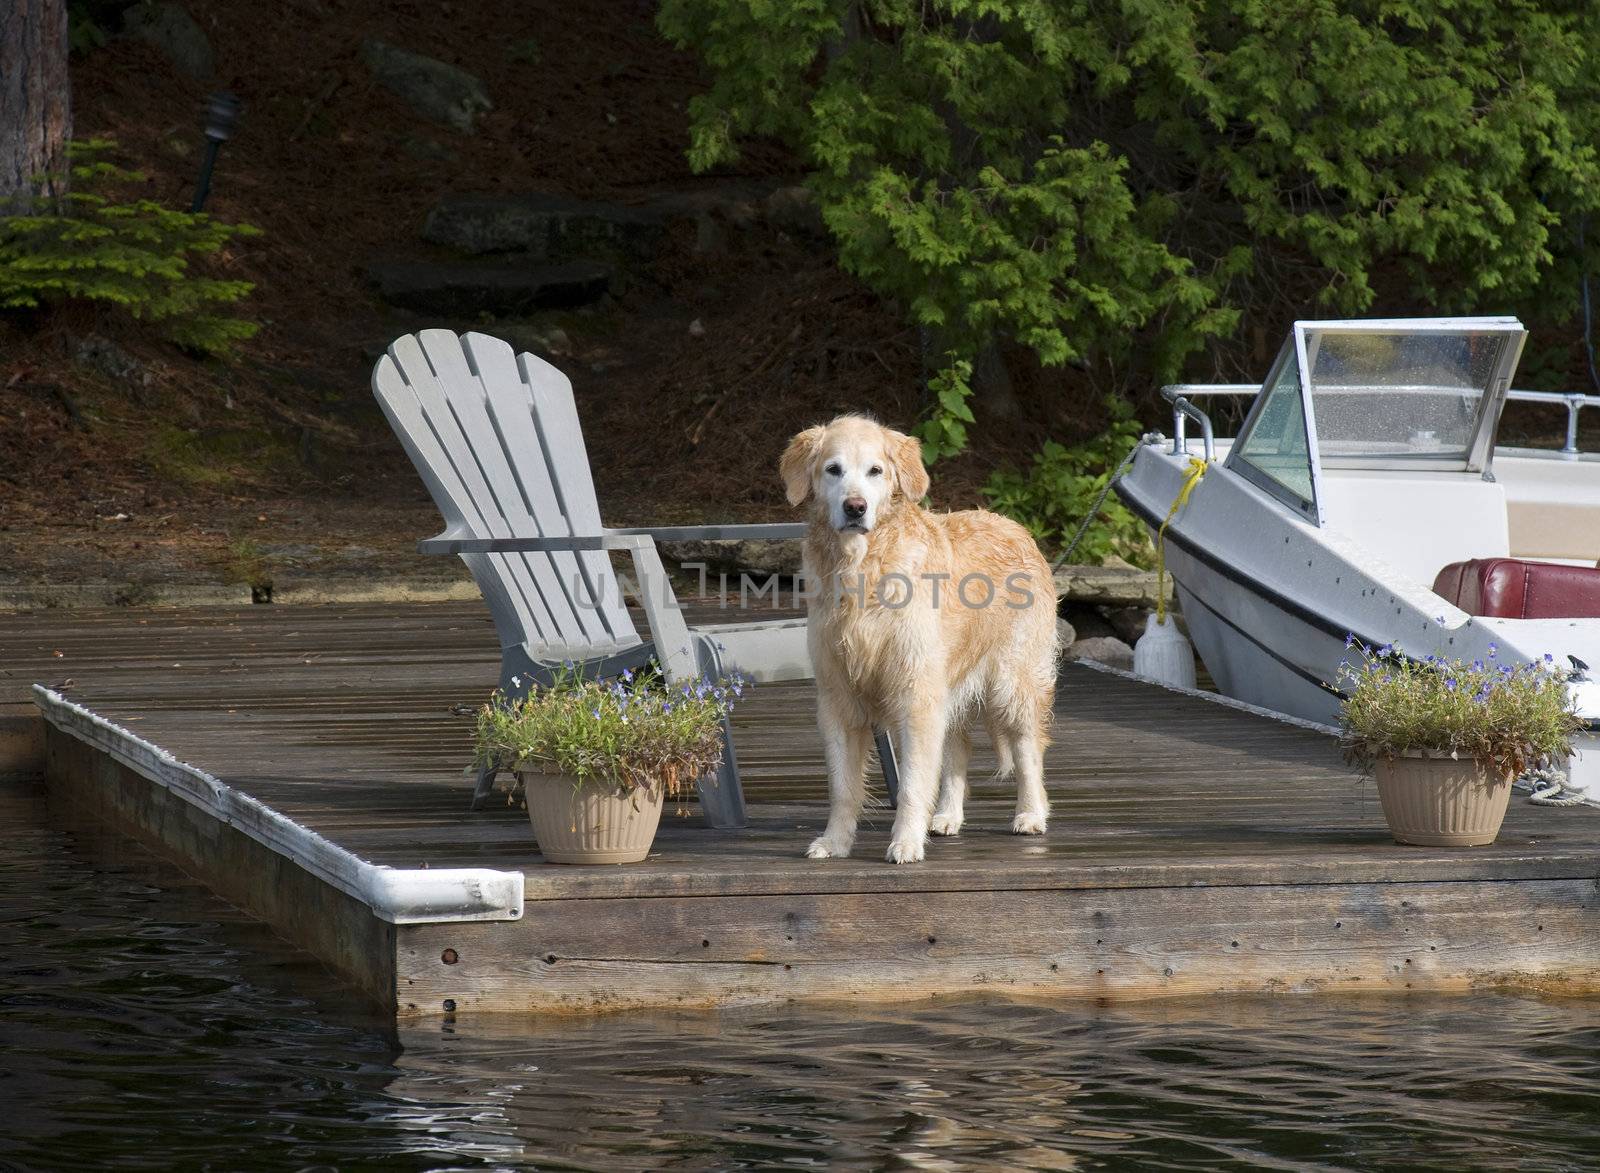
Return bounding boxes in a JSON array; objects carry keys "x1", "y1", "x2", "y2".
[{"x1": 2, "y1": 781, "x2": 1599, "y2": 1170}]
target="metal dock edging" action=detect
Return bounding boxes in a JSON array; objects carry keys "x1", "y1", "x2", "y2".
[{"x1": 32, "y1": 685, "x2": 524, "y2": 925}]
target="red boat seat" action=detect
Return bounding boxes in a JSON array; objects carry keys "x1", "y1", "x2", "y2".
[{"x1": 1432, "y1": 558, "x2": 1600, "y2": 619}]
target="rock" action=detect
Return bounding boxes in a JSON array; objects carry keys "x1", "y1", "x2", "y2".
[
  {"x1": 398, "y1": 134, "x2": 456, "y2": 162},
  {"x1": 1053, "y1": 563, "x2": 1169, "y2": 608},
  {"x1": 762, "y1": 184, "x2": 825, "y2": 235},
  {"x1": 688, "y1": 318, "x2": 705, "y2": 338},
  {"x1": 1103, "y1": 605, "x2": 1154, "y2": 645},
  {"x1": 1060, "y1": 603, "x2": 1116, "y2": 642},
  {"x1": 493, "y1": 322, "x2": 572, "y2": 359},
  {"x1": 691, "y1": 211, "x2": 725, "y2": 255},
  {"x1": 360, "y1": 39, "x2": 491, "y2": 133},
  {"x1": 367, "y1": 260, "x2": 610, "y2": 316},
  {"x1": 1055, "y1": 616, "x2": 1076, "y2": 649},
  {"x1": 421, "y1": 192, "x2": 664, "y2": 260},
  {"x1": 123, "y1": 2, "x2": 213, "y2": 79},
  {"x1": 656, "y1": 539, "x2": 800, "y2": 581},
  {"x1": 420, "y1": 180, "x2": 825, "y2": 262},
  {"x1": 1064, "y1": 635, "x2": 1135, "y2": 671},
  {"x1": 71, "y1": 333, "x2": 151, "y2": 387}
]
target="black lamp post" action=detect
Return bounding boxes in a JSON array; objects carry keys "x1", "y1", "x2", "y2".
[{"x1": 190, "y1": 92, "x2": 241, "y2": 213}]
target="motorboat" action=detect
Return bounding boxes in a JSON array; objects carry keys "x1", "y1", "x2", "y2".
[{"x1": 1115, "y1": 316, "x2": 1600, "y2": 793}]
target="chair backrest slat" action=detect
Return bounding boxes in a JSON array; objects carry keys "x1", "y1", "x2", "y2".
[
  {"x1": 513, "y1": 348, "x2": 638, "y2": 641},
  {"x1": 375, "y1": 340, "x2": 547, "y2": 649},
  {"x1": 421, "y1": 330, "x2": 608, "y2": 646},
  {"x1": 456, "y1": 331, "x2": 630, "y2": 644},
  {"x1": 373, "y1": 330, "x2": 640, "y2": 663}
]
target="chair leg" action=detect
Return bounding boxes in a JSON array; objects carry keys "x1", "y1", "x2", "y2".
[
  {"x1": 470, "y1": 763, "x2": 499, "y2": 811},
  {"x1": 875, "y1": 728, "x2": 899, "y2": 809},
  {"x1": 698, "y1": 715, "x2": 749, "y2": 829}
]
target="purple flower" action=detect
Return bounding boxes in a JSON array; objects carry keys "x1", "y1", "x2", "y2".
[
  {"x1": 1471, "y1": 660, "x2": 1484, "y2": 672},
  {"x1": 1487, "y1": 643, "x2": 1498, "y2": 658},
  {"x1": 1345, "y1": 633, "x2": 1357, "y2": 649},
  {"x1": 1445, "y1": 678, "x2": 1458, "y2": 691},
  {"x1": 1544, "y1": 653, "x2": 1555, "y2": 664}
]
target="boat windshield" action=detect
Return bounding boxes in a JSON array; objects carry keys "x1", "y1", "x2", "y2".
[
  {"x1": 1303, "y1": 324, "x2": 1519, "y2": 467},
  {"x1": 1225, "y1": 317, "x2": 1526, "y2": 525},
  {"x1": 1231, "y1": 343, "x2": 1316, "y2": 518}
]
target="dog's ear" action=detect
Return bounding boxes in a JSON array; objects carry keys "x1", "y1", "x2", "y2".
[
  {"x1": 889, "y1": 428, "x2": 930, "y2": 501},
  {"x1": 780, "y1": 426, "x2": 825, "y2": 506}
]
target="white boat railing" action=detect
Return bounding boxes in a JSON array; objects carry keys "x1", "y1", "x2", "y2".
[
  {"x1": 1160, "y1": 384, "x2": 1255, "y2": 459},
  {"x1": 1505, "y1": 389, "x2": 1600, "y2": 455},
  {"x1": 1162, "y1": 382, "x2": 1600, "y2": 458}
]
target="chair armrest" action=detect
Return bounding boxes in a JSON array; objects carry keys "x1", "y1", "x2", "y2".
[
  {"x1": 611, "y1": 523, "x2": 806, "y2": 541},
  {"x1": 417, "y1": 532, "x2": 653, "y2": 555}
]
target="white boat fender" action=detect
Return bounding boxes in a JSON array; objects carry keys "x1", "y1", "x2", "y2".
[{"x1": 1133, "y1": 612, "x2": 1197, "y2": 689}]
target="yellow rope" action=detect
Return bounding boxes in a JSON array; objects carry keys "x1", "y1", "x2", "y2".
[{"x1": 1155, "y1": 457, "x2": 1208, "y2": 624}]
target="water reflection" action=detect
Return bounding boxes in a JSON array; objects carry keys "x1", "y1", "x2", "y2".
[
  {"x1": 3, "y1": 779, "x2": 1599, "y2": 1171},
  {"x1": 388, "y1": 995, "x2": 1600, "y2": 1170}
]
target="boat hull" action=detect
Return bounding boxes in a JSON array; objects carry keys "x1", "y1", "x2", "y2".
[{"x1": 1117, "y1": 441, "x2": 1600, "y2": 794}]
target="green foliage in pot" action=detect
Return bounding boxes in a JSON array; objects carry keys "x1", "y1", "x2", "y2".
[
  {"x1": 474, "y1": 664, "x2": 747, "y2": 798},
  {"x1": 1338, "y1": 638, "x2": 1582, "y2": 780}
]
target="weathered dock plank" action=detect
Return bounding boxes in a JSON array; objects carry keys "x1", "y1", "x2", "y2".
[
  {"x1": 6, "y1": 601, "x2": 1600, "y2": 1015},
  {"x1": 398, "y1": 877, "x2": 1600, "y2": 1014}
]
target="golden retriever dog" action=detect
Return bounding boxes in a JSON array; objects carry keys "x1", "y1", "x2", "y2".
[{"x1": 781, "y1": 415, "x2": 1059, "y2": 863}]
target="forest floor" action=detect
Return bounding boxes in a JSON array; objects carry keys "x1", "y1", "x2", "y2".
[
  {"x1": 0, "y1": 0, "x2": 1592, "y2": 607},
  {"x1": 1, "y1": 0, "x2": 1008, "y2": 603}
]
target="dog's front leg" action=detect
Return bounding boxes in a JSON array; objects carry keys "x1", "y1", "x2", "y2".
[
  {"x1": 805, "y1": 708, "x2": 870, "y2": 859},
  {"x1": 886, "y1": 699, "x2": 947, "y2": 863}
]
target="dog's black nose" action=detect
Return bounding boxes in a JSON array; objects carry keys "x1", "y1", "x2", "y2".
[{"x1": 843, "y1": 497, "x2": 867, "y2": 520}]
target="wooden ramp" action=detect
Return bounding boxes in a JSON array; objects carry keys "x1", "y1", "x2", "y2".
[{"x1": 6, "y1": 603, "x2": 1600, "y2": 1016}]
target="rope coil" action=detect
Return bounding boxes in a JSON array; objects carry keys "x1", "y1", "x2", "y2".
[{"x1": 1515, "y1": 762, "x2": 1599, "y2": 807}]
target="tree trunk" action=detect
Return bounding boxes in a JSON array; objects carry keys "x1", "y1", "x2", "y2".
[{"x1": 0, "y1": 0, "x2": 71, "y2": 213}]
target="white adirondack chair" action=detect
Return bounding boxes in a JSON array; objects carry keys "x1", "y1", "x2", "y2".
[{"x1": 372, "y1": 329, "x2": 827, "y2": 828}]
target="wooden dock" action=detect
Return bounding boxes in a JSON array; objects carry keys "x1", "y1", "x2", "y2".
[{"x1": 5, "y1": 601, "x2": 1599, "y2": 1016}]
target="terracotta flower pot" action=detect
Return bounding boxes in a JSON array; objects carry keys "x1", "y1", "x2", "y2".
[
  {"x1": 518, "y1": 771, "x2": 664, "y2": 864},
  {"x1": 1374, "y1": 754, "x2": 1512, "y2": 847}
]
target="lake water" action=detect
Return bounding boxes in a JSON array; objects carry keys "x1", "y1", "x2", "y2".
[{"x1": 3, "y1": 778, "x2": 1599, "y2": 1171}]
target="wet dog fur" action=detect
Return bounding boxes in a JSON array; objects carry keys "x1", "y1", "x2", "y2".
[{"x1": 781, "y1": 415, "x2": 1059, "y2": 863}]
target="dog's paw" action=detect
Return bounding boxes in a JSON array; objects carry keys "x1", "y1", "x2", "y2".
[
  {"x1": 928, "y1": 812, "x2": 964, "y2": 837},
  {"x1": 805, "y1": 834, "x2": 852, "y2": 859},
  {"x1": 885, "y1": 835, "x2": 926, "y2": 864},
  {"x1": 1011, "y1": 811, "x2": 1048, "y2": 835}
]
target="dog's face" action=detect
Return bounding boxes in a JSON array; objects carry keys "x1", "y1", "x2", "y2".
[{"x1": 781, "y1": 416, "x2": 930, "y2": 536}]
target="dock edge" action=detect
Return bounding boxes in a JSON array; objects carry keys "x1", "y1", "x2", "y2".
[{"x1": 32, "y1": 686, "x2": 524, "y2": 925}]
